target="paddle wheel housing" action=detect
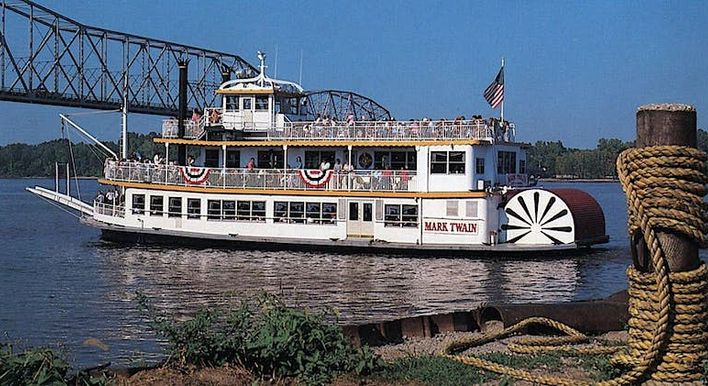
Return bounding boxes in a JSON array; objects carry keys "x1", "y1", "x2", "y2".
[{"x1": 501, "y1": 188, "x2": 607, "y2": 246}]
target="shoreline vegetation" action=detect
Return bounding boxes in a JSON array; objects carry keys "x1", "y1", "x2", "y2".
[
  {"x1": 2, "y1": 293, "x2": 706, "y2": 385},
  {"x1": 2, "y1": 130, "x2": 706, "y2": 179}
]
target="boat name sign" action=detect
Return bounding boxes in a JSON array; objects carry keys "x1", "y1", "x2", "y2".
[{"x1": 424, "y1": 221, "x2": 478, "y2": 234}]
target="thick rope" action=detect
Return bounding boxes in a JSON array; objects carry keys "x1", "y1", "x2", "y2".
[{"x1": 441, "y1": 145, "x2": 708, "y2": 385}]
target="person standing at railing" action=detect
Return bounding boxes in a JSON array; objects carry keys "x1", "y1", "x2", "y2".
[
  {"x1": 191, "y1": 108, "x2": 202, "y2": 122},
  {"x1": 294, "y1": 156, "x2": 303, "y2": 169}
]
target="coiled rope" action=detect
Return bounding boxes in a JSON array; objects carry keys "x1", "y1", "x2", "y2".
[{"x1": 441, "y1": 145, "x2": 708, "y2": 385}]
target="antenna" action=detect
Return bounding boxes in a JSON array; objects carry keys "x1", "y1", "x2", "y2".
[
  {"x1": 298, "y1": 49, "x2": 304, "y2": 85},
  {"x1": 274, "y1": 45, "x2": 279, "y2": 79}
]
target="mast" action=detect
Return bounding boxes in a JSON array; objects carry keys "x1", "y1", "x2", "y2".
[{"x1": 500, "y1": 57, "x2": 505, "y2": 123}]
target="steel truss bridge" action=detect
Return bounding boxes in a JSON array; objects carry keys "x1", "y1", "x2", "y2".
[{"x1": 0, "y1": 0, "x2": 390, "y2": 120}]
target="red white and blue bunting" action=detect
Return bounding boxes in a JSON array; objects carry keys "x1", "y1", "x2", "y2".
[
  {"x1": 180, "y1": 166, "x2": 211, "y2": 185},
  {"x1": 297, "y1": 169, "x2": 333, "y2": 188}
]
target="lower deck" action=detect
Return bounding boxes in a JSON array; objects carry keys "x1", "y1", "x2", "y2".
[{"x1": 94, "y1": 187, "x2": 503, "y2": 247}]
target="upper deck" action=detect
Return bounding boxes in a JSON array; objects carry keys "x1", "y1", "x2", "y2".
[{"x1": 161, "y1": 116, "x2": 515, "y2": 144}]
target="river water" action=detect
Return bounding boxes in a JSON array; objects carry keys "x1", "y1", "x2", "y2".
[{"x1": 1, "y1": 178, "x2": 705, "y2": 368}]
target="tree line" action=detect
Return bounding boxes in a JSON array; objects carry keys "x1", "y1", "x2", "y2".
[{"x1": 1, "y1": 129, "x2": 706, "y2": 179}]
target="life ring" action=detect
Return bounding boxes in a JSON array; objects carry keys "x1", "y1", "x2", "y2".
[{"x1": 358, "y1": 152, "x2": 373, "y2": 169}]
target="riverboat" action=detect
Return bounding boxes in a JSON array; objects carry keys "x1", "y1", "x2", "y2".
[{"x1": 28, "y1": 53, "x2": 608, "y2": 253}]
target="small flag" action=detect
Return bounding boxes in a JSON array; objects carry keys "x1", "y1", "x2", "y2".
[{"x1": 483, "y1": 66, "x2": 504, "y2": 109}]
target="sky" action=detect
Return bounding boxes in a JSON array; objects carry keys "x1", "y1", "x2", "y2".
[{"x1": 0, "y1": 0, "x2": 706, "y2": 148}]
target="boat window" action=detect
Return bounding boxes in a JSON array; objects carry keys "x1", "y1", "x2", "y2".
[
  {"x1": 322, "y1": 203, "x2": 337, "y2": 224},
  {"x1": 132, "y1": 194, "x2": 145, "y2": 215},
  {"x1": 274, "y1": 201, "x2": 288, "y2": 222},
  {"x1": 385, "y1": 204, "x2": 418, "y2": 227},
  {"x1": 255, "y1": 96, "x2": 269, "y2": 111},
  {"x1": 306, "y1": 202, "x2": 321, "y2": 223},
  {"x1": 168, "y1": 197, "x2": 182, "y2": 217},
  {"x1": 289, "y1": 202, "x2": 305, "y2": 223},
  {"x1": 237, "y1": 201, "x2": 251, "y2": 221},
  {"x1": 187, "y1": 198, "x2": 201, "y2": 219},
  {"x1": 207, "y1": 200, "x2": 221, "y2": 220},
  {"x1": 430, "y1": 152, "x2": 448, "y2": 174},
  {"x1": 384, "y1": 205, "x2": 400, "y2": 226},
  {"x1": 226, "y1": 96, "x2": 239, "y2": 111},
  {"x1": 242, "y1": 97, "x2": 253, "y2": 110},
  {"x1": 226, "y1": 149, "x2": 240, "y2": 168},
  {"x1": 519, "y1": 159, "x2": 526, "y2": 174},
  {"x1": 150, "y1": 196, "x2": 164, "y2": 216},
  {"x1": 349, "y1": 202, "x2": 359, "y2": 221},
  {"x1": 252, "y1": 201, "x2": 266, "y2": 221},
  {"x1": 446, "y1": 200, "x2": 459, "y2": 217},
  {"x1": 497, "y1": 151, "x2": 517, "y2": 174},
  {"x1": 305, "y1": 151, "x2": 335, "y2": 169},
  {"x1": 476, "y1": 158, "x2": 485, "y2": 174},
  {"x1": 466, "y1": 201, "x2": 479, "y2": 218},
  {"x1": 449, "y1": 152, "x2": 465, "y2": 174},
  {"x1": 257, "y1": 150, "x2": 284, "y2": 169},
  {"x1": 401, "y1": 205, "x2": 418, "y2": 227},
  {"x1": 374, "y1": 151, "x2": 416, "y2": 170},
  {"x1": 223, "y1": 200, "x2": 236, "y2": 221},
  {"x1": 205, "y1": 148, "x2": 220, "y2": 168},
  {"x1": 363, "y1": 203, "x2": 373, "y2": 222}
]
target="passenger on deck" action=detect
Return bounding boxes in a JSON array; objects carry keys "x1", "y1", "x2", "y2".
[
  {"x1": 187, "y1": 156, "x2": 195, "y2": 166},
  {"x1": 246, "y1": 157, "x2": 256, "y2": 171},
  {"x1": 294, "y1": 156, "x2": 303, "y2": 169},
  {"x1": 191, "y1": 108, "x2": 202, "y2": 122}
]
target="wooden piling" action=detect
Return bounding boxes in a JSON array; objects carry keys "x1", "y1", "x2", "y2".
[{"x1": 634, "y1": 103, "x2": 700, "y2": 272}]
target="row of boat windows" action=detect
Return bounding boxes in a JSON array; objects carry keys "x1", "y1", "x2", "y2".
[
  {"x1": 201, "y1": 149, "x2": 524, "y2": 175},
  {"x1": 130, "y1": 195, "x2": 420, "y2": 227}
]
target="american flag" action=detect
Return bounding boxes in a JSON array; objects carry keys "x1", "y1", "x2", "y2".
[{"x1": 483, "y1": 66, "x2": 504, "y2": 109}]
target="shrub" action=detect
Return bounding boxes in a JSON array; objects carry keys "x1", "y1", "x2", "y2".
[
  {"x1": 138, "y1": 292, "x2": 381, "y2": 384},
  {"x1": 0, "y1": 344, "x2": 109, "y2": 386}
]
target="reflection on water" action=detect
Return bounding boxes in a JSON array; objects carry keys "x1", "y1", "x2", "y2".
[{"x1": 2, "y1": 179, "x2": 704, "y2": 368}]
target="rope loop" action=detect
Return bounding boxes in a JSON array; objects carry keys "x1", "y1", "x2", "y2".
[{"x1": 440, "y1": 145, "x2": 708, "y2": 385}]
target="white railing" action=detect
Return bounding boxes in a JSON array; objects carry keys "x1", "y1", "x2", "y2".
[
  {"x1": 94, "y1": 201, "x2": 125, "y2": 218},
  {"x1": 104, "y1": 160, "x2": 417, "y2": 192},
  {"x1": 163, "y1": 116, "x2": 516, "y2": 143},
  {"x1": 161, "y1": 119, "x2": 205, "y2": 139}
]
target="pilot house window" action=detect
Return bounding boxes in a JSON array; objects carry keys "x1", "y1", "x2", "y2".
[
  {"x1": 255, "y1": 96, "x2": 269, "y2": 111},
  {"x1": 225, "y1": 96, "x2": 239, "y2": 111},
  {"x1": 497, "y1": 151, "x2": 517, "y2": 174}
]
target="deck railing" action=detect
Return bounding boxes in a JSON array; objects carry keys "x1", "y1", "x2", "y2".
[
  {"x1": 161, "y1": 117, "x2": 514, "y2": 143},
  {"x1": 104, "y1": 161, "x2": 417, "y2": 192},
  {"x1": 94, "y1": 201, "x2": 125, "y2": 217}
]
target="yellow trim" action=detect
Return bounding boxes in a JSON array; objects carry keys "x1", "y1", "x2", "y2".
[
  {"x1": 154, "y1": 137, "x2": 483, "y2": 148},
  {"x1": 216, "y1": 88, "x2": 274, "y2": 95},
  {"x1": 99, "y1": 179, "x2": 489, "y2": 199}
]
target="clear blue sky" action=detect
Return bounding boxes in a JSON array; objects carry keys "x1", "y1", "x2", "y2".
[{"x1": 1, "y1": 0, "x2": 706, "y2": 148}]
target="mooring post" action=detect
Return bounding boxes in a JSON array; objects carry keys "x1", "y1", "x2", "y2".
[{"x1": 634, "y1": 103, "x2": 700, "y2": 272}]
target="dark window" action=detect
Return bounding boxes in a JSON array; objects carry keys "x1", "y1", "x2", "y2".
[
  {"x1": 257, "y1": 150, "x2": 284, "y2": 169},
  {"x1": 322, "y1": 202, "x2": 337, "y2": 224},
  {"x1": 384, "y1": 204, "x2": 400, "y2": 226},
  {"x1": 255, "y1": 96, "x2": 269, "y2": 111},
  {"x1": 476, "y1": 158, "x2": 485, "y2": 174},
  {"x1": 225, "y1": 96, "x2": 239, "y2": 111},
  {"x1": 205, "y1": 149, "x2": 220, "y2": 168},
  {"x1": 168, "y1": 197, "x2": 182, "y2": 217},
  {"x1": 132, "y1": 194, "x2": 145, "y2": 215},
  {"x1": 497, "y1": 151, "x2": 517, "y2": 174},
  {"x1": 237, "y1": 201, "x2": 251, "y2": 221},
  {"x1": 274, "y1": 201, "x2": 288, "y2": 222},
  {"x1": 149, "y1": 195, "x2": 163, "y2": 216},
  {"x1": 223, "y1": 200, "x2": 236, "y2": 221},
  {"x1": 226, "y1": 149, "x2": 240, "y2": 168},
  {"x1": 207, "y1": 200, "x2": 221, "y2": 220},
  {"x1": 374, "y1": 151, "x2": 417, "y2": 170},
  {"x1": 449, "y1": 151, "x2": 466, "y2": 174},
  {"x1": 242, "y1": 98, "x2": 252, "y2": 110},
  {"x1": 430, "y1": 152, "x2": 448, "y2": 174},
  {"x1": 252, "y1": 201, "x2": 266, "y2": 221},
  {"x1": 289, "y1": 202, "x2": 305, "y2": 223},
  {"x1": 401, "y1": 205, "x2": 418, "y2": 227},
  {"x1": 187, "y1": 198, "x2": 201, "y2": 219},
  {"x1": 306, "y1": 202, "x2": 321, "y2": 223},
  {"x1": 519, "y1": 159, "x2": 526, "y2": 174},
  {"x1": 304, "y1": 151, "x2": 335, "y2": 169},
  {"x1": 363, "y1": 203, "x2": 373, "y2": 222},
  {"x1": 349, "y1": 202, "x2": 359, "y2": 221}
]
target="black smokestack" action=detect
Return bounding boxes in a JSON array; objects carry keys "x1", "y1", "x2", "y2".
[
  {"x1": 177, "y1": 59, "x2": 188, "y2": 165},
  {"x1": 221, "y1": 65, "x2": 231, "y2": 84}
]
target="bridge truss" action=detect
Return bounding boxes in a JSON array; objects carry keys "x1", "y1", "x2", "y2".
[{"x1": 0, "y1": 0, "x2": 391, "y2": 121}]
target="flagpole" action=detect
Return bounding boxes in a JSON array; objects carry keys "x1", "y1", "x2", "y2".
[{"x1": 500, "y1": 57, "x2": 505, "y2": 123}]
